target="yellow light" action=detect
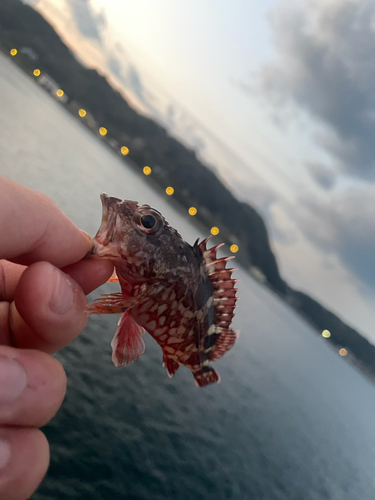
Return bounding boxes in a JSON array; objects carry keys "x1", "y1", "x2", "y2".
[
  {"x1": 56, "y1": 89, "x2": 64, "y2": 97},
  {"x1": 121, "y1": 146, "x2": 129, "y2": 155},
  {"x1": 188, "y1": 207, "x2": 197, "y2": 216},
  {"x1": 143, "y1": 166, "x2": 152, "y2": 175},
  {"x1": 230, "y1": 244, "x2": 239, "y2": 253},
  {"x1": 166, "y1": 186, "x2": 174, "y2": 195},
  {"x1": 211, "y1": 226, "x2": 219, "y2": 236},
  {"x1": 339, "y1": 348, "x2": 348, "y2": 356},
  {"x1": 322, "y1": 329, "x2": 331, "y2": 338},
  {"x1": 78, "y1": 108, "x2": 87, "y2": 117},
  {"x1": 33, "y1": 69, "x2": 41, "y2": 77},
  {"x1": 10, "y1": 48, "x2": 17, "y2": 56},
  {"x1": 99, "y1": 127, "x2": 107, "y2": 136}
]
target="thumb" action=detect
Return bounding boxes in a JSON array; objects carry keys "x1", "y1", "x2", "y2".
[{"x1": 12, "y1": 262, "x2": 88, "y2": 352}]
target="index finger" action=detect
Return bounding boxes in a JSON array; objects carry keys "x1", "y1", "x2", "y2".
[{"x1": 0, "y1": 177, "x2": 92, "y2": 267}]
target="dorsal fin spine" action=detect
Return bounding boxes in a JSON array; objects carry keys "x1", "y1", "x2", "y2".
[{"x1": 196, "y1": 237, "x2": 239, "y2": 363}]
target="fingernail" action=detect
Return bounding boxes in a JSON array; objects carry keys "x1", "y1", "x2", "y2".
[
  {"x1": 49, "y1": 269, "x2": 74, "y2": 314},
  {"x1": 0, "y1": 439, "x2": 11, "y2": 470},
  {"x1": 0, "y1": 356, "x2": 27, "y2": 404}
]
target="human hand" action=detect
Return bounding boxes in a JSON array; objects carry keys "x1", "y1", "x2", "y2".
[{"x1": 0, "y1": 177, "x2": 113, "y2": 500}]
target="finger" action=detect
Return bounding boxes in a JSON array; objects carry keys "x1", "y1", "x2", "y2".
[
  {"x1": 0, "y1": 177, "x2": 92, "y2": 266},
  {"x1": 0, "y1": 261, "x2": 26, "y2": 301},
  {"x1": 0, "y1": 257, "x2": 113, "y2": 303},
  {"x1": 0, "y1": 427, "x2": 49, "y2": 500},
  {"x1": 62, "y1": 259, "x2": 114, "y2": 295},
  {"x1": 12, "y1": 262, "x2": 88, "y2": 353},
  {"x1": 0, "y1": 347, "x2": 66, "y2": 427}
]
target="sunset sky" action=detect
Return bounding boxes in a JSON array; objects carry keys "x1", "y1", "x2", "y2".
[{"x1": 28, "y1": 0, "x2": 375, "y2": 342}]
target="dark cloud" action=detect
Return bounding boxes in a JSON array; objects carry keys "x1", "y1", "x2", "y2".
[
  {"x1": 69, "y1": 0, "x2": 106, "y2": 41},
  {"x1": 306, "y1": 162, "x2": 336, "y2": 190},
  {"x1": 289, "y1": 187, "x2": 375, "y2": 288},
  {"x1": 251, "y1": 0, "x2": 375, "y2": 181}
]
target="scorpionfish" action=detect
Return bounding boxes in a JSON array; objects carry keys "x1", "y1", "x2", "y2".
[{"x1": 89, "y1": 193, "x2": 239, "y2": 387}]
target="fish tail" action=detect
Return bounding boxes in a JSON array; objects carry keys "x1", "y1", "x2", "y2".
[{"x1": 193, "y1": 366, "x2": 221, "y2": 387}]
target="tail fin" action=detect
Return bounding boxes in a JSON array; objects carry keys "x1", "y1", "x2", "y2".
[{"x1": 194, "y1": 366, "x2": 221, "y2": 387}]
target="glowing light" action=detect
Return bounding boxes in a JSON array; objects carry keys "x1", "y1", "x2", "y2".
[
  {"x1": 121, "y1": 146, "x2": 129, "y2": 155},
  {"x1": 143, "y1": 166, "x2": 152, "y2": 175},
  {"x1": 33, "y1": 69, "x2": 41, "y2": 77},
  {"x1": 211, "y1": 226, "x2": 219, "y2": 236},
  {"x1": 56, "y1": 89, "x2": 64, "y2": 97},
  {"x1": 339, "y1": 348, "x2": 348, "y2": 356},
  {"x1": 10, "y1": 48, "x2": 17, "y2": 56},
  {"x1": 99, "y1": 127, "x2": 107, "y2": 136},
  {"x1": 78, "y1": 108, "x2": 87, "y2": 117},
  {"x1": 230, "y1": 244, "x2": 239, "y2": 253},
  {"x1": 322, "y1": 329, "x2": 331, "y2": 338},
  {"x1": 188, "y1": 207, "x2": 197, "y2": 216},
  {"x1": 166, "y1": 186, "x2": 174, "y2": 195}
]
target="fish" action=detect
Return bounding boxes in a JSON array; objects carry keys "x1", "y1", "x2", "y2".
[{"x1": 88, "y1": 193, "x2": 239, "y2": 387}]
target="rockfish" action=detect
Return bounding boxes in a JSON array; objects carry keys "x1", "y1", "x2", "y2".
[{"x1": 89, "y1": 194, "x2": 239, "y2": 387}]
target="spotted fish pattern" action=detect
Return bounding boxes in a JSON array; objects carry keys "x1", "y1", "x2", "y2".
[{"x1": 89, "y1": 194, "x2": 239, "y2": 387}]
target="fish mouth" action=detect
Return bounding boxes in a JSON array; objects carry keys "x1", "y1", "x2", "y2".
[
  {"x1": 100, "y1": 193, "x2": 138, "y2": 222},
  {"x1": 91, "y1": 193, "x2": 124, "y2": 251},
  {"x1": 100, "y1": 193, "x2": 122, "y2": 223}
]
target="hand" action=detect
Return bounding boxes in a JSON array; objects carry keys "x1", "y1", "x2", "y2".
[{"x1": 0, "y1": 177, "x2": 113, "y2": 500}]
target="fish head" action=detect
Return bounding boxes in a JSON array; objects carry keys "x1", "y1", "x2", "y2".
[{"x1": 91, "y1": 193, "x2": 188, "y2": 284}]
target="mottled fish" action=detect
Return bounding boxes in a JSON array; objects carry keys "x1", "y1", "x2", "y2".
[{"x1": 89, "y1": 194, "x2": 239, "y2": 387}]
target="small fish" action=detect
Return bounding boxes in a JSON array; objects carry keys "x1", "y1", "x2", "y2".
[{"x1": 89, "y1": 194, "x2": 239, "y2": 387}]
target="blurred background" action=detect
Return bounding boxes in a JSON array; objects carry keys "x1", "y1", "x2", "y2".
[{"x1": 1, "y1": 1, "x2": 375, "y2": 499}]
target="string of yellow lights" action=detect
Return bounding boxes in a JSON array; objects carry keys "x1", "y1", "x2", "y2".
[
  {"x1": 9, "y1": 46, "x2": 348, "y2": 354},
  {"x1": 9, "y1": 45, "x2": 239, "y2": 254}
]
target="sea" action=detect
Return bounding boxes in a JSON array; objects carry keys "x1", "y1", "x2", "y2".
[{"x1": 1, "y1": 51, "x2": 375, "y2": 500}]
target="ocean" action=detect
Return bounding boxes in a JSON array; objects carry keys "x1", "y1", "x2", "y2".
[{"x1": 1, "y1": 51, "x2": 375, "y2": 500}]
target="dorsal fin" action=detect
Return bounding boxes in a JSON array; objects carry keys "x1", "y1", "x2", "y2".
[{"x1": 195, "y1": 238, "x2": 240, "y2": 362}]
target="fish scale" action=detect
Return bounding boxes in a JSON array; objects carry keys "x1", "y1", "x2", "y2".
[{"x1": 88, "y1": 193, "x2": 239, "y2": 387}]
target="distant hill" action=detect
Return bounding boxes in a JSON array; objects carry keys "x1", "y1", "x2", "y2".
[{"x1": 2, "y1": 0, "x2": 375, "y2": 380}]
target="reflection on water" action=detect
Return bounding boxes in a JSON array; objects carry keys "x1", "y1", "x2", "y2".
[{"x1": 2, "y1": 52, "x2": 375, "y2": 499}]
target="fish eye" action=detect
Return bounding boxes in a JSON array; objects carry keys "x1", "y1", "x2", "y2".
[
  {"x1": 133, "y1": 206, "x2": 164, "y2": 236},
  {"x1": 140, "y1": 214, "x2": 156, "y2": 229}
]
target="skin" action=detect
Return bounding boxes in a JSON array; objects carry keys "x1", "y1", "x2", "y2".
[{"x1": 0, "y1": 177, "x2": 113, "y2": 500}]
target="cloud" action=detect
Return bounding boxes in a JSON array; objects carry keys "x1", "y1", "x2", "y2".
[
  {"x1": 306, "y1": 162, "x2": 336, "y2": 189},
  {"x1": 68, "y1": 0, "x2": 106, "y2": 41},
  {"x1": 251, "y1": 0, "x2": 375, "y2": 181},
  {"x1": 287, "y1": 186, "x2": 375, "y2": 289}
]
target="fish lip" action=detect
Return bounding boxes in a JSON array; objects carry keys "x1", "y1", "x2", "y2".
[{"x1": 100, "y1": 193, "x2": 122, "y2": 222}]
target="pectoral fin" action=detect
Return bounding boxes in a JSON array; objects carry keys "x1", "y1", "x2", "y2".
[
  {"x1": 88, "y1": 293, "x2": 127, "y2": 314},
  {"x1": 88, "y1": 292, "x2": 149, "y2": 314},
  {"x1": 89, "y1": 280, "x2": 167, "y2": 315}
]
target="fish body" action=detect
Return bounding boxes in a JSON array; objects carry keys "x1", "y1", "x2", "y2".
[{"x1": 89, "y1": 194, "x2": 239, "y2": 387}]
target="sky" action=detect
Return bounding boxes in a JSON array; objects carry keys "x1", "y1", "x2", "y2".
[{"x1": 30, "y1": 0, "x2": 375, "y2": 343}]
